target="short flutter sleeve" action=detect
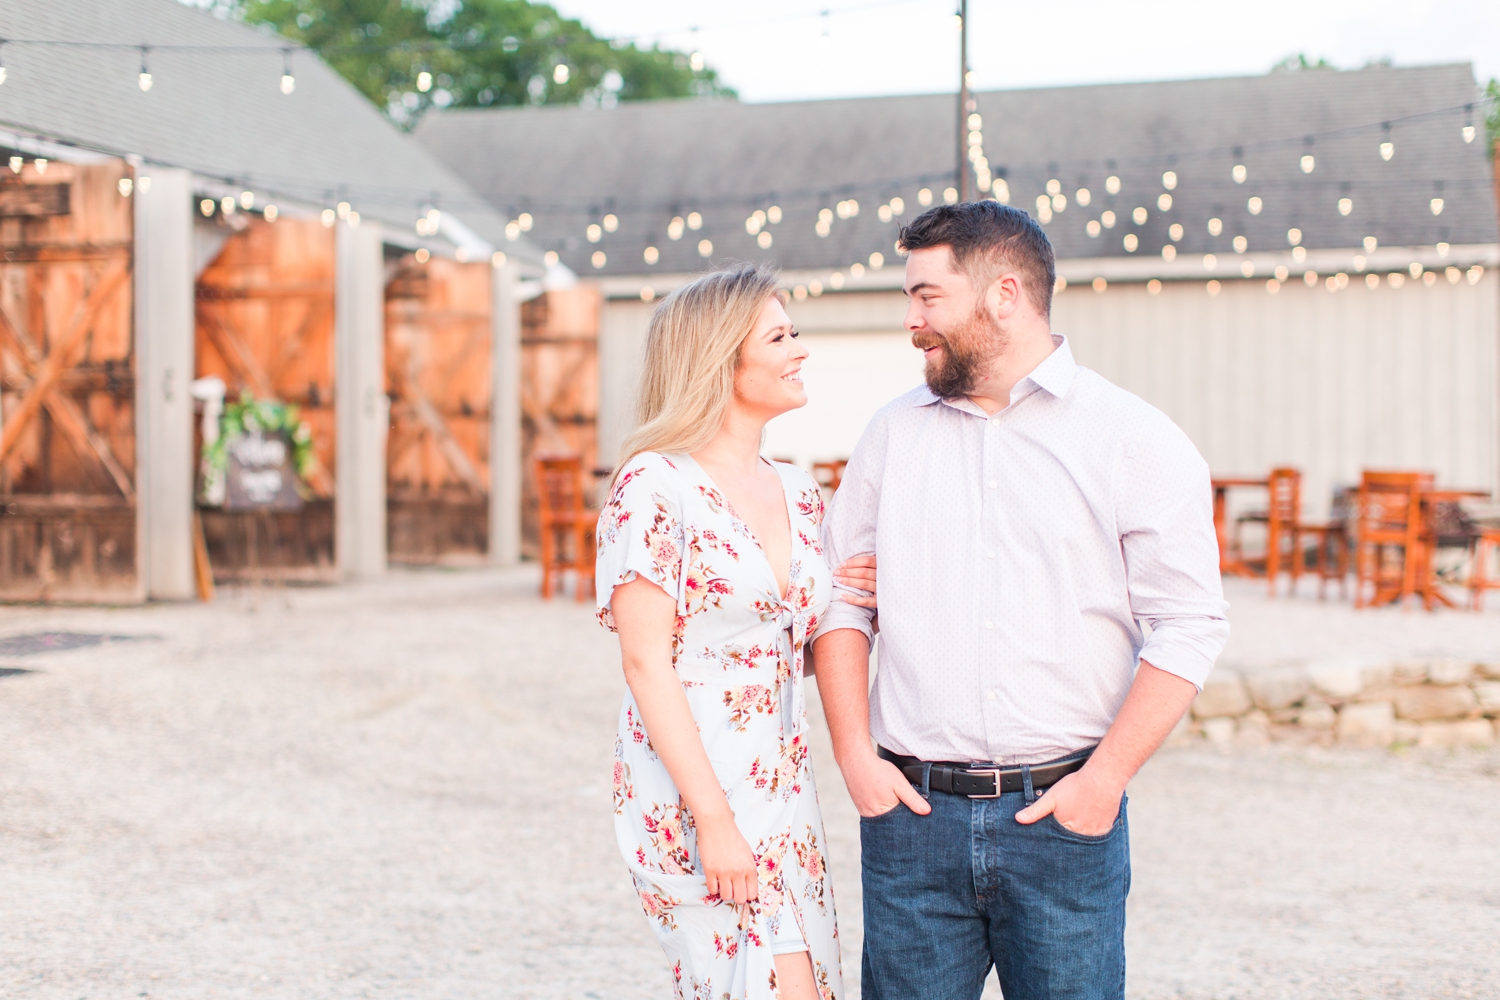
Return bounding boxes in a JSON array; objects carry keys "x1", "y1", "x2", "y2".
[{"x1": 595, "y1": 452, "x2": 686, "y2": 631}]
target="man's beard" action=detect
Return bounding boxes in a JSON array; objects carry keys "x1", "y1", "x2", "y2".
[{"x1": 913, "y1": 306, "x2": 1005, "y2": 398}]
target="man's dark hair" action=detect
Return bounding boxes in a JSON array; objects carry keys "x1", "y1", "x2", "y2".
[{"x1": 898, "y1": 202, "x2": 1056, "y2": 317}]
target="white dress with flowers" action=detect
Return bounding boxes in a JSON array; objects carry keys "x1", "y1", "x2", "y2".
[{"x1": 597, "y1": 451, "x2": 842, "y2": 1000}]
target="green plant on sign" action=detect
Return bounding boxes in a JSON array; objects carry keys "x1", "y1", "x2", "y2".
[{"x1": 200, "y1": 394, "x2": 315, "y2": 505}]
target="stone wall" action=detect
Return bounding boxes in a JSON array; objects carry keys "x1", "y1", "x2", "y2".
[{"x1": 1181, "y1": 660, "x2": 1500, "y2": 749}]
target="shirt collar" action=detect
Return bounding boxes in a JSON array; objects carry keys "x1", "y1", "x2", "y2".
[{"x1": 910, "y1": 334, "x2": 1080, "y2": 409}]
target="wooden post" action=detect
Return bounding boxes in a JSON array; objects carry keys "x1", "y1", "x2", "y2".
[
  {"x1": 489, "y1": 260, "x2": 522, "y2": 566},
  {"x1": 133, "y1": 167, "x2": 195, "y2": 600},
  {"x1": 334, "y1": 222, "x2": 387, "y2": 579}
]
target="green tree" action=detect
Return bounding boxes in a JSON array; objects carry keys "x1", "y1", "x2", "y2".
[{"x1": 231, "y1": 0, "x2": 733, "y2": 126}]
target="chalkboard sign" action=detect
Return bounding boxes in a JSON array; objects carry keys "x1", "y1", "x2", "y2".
[{"x1": 223, "y1": 430, "x2": 303, "y2": 511}]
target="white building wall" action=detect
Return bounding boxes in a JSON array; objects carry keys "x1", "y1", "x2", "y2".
[{"x1": 597, "y1": 269, "x2": 1498, "y2": 521}]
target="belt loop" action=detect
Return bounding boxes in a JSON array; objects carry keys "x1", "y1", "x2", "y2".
[
  {"x1": 919, "y1": 762, "x2": 933, "y2": 799},
  {"x1": 1021, "y1": 764, "x2": 1036, "y2": 804}
]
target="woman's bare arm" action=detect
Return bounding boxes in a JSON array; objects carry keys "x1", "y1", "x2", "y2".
[{"x1": 612, "y1": 576, "x2": 759, "y2": 904}]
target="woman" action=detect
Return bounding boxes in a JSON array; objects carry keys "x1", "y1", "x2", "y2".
[{"x1": 596, "y1": 266, "x2": 873, "y2": 1000}]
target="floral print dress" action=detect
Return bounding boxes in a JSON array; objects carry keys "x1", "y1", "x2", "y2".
[{"x1": 597, "y1": 451, "x2": 842, "y2": 1000}]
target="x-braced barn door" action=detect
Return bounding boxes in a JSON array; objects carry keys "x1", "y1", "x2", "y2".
[
  {"x1": 195, "y1": 216, "x2": 337, "y2": 581},
  {"x1": 385, "y1": 253, "x2": 492, "y2": 562},
  {"x1": 0, "y1": 159, "x2": 137, "y2": 602}
]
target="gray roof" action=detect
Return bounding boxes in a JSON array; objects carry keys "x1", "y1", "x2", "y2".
[
  {"x1": 415, "y1": 64, "x2": 1496, "y2": 278},
  {"x1": 0, "y1": 0, "x2": 539, "y2": 260}
]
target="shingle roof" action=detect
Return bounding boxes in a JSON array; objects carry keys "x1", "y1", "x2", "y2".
[
  {"x1": 415, "y1": 64, "x2": 1496, "y2": 278},
  {"x1": 0, "y1": 0, "x2": 539, "y2": 260}
]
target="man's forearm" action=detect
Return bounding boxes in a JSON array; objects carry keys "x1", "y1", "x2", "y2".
[
  {"x1": 1082, "y1": 660, "x2": 1197, "y2": 791},
  {"x1": 811, "y1": 628, "x2": 877, "y2": 766}
]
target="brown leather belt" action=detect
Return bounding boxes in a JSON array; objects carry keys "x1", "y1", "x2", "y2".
[{"x1": 878, "y1": 745, "x2": 1094, "y2": 798}]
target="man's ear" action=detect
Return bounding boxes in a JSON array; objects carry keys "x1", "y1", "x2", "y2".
[{"x1": 986, "y1": 272, "x2": 1022, "y2": 319}]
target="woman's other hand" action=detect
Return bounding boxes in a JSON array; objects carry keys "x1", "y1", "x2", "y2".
[
  {"x1": 697, "y1": 813, "x2": 760, "y2": 904},
  {"x1": 834, "y1": 553, "x2": 877, "y2": 608}
]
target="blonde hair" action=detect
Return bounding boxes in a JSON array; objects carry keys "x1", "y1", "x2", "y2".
[{"x1": 618, "y1": 264, "x2": 781, "y2": 465}]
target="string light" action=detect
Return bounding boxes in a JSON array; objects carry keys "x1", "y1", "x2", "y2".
[
  {"x1": 415, "y1": 248, "x2": 430, "y2": 262},
  {"x1": 643, "y1": 245, "x2": 659, "y2": 264},
  {"x1": 668, "y1": 216, "x2": 685, "y2": 240},
  {"x1": 117, "y1": 177, "x2": 133, "y2": 197},
  {"x1": 603, "y1": 213, "x2": 618, "y2": 232},
  {"x1": 138, "y1": 46, "x2": 152, "y2": 91},
  {"x1": 1232, "y1": 164, "x2": 1247, "y2": 183},
  {"x1": 8, "y1": 156, "x2": 21, "y2": 174},
  {"x1": 199, "y1": 198, "x2": 214, "y2": 216},
  {"x1": 544, "y1": 250, "x2": 558, "y2": 265},
  {"x1": 1234, "y1": 236, "x2": 1248, "y2": 253},
  {"x1": 1105, "y1": 175, "x2": 1121, "y2": 194},
  {"x1": 1101, "y1": 210, "x2": 1116, "y2": 229},
  {"x1": 1161, "y1": 171, "x2": 1177, "y2": 190},
  {"x1": 1168, "y1": 223, "x2": 1183, "y2": 241},
  {"x1": 586, "y1": 223, "x2": 602, "y2": 242},
  {"x1": 1207, "y1": 217, "x2": 1222, "y2": 236},
  {"x1": 687, "y1": 211, "x2": 702, "y2": 230},
  {"x1": 1364, "y1": 236, "x2": 1378, "y2": 252},
  {"x1": 517, "y1": 212, "x2": 533, "y2": 231},
  {"x1": 1207, "y1": 280, "x2": 1221, "y2": 296},
  {"x1": 640, "y1": 285, "x2": 654, "y2": 301},
  {"x1": 551, "y1": 64, "x2": 569, "y2": 84},
  {"x1": 1338, "y1": 197, "x2": 1352, "y2": 216},
  {"x1": 1274, "y1": 265, "x2": 1289, "y2": 281},
  {"x1": 917, "y1": 188, "x2": 933, "y2": 206},
  {"x1": 768, "y1": 205, "x2": 783, "y2": 223},
  {"x1": 1147, "y1": 279, "x2": 1161, "y2": 295},
  {"x1": 591, "y1": 250, "x2": 606, "y2": 268},
  {"x1": 829, "y1": 272, "x2": 844, "y2": 289},
  {"x1": 809, "y1": 279, "x2": 823, "y2": 296},
  {"x1": 239, "y1": 190, "x2": 254, "y2": 209},
  {"x1": 1075, "y1": 188, "x2": 1091, "y2": 207},
  {"x1": 1380, "y1": 141, "x2": 1394, "y2": 161},
  {"x1": 492, "y1": 250, "x2": 506, "y2": 266},
  {"x1": 1131, "y1": 206, "x2": 1147, "y2": 225},
  {"x1": 1462, "y1": 125, "x2": 1475, "y2": 143},
  {"x1": 1430, "y1": 198, "x2": 1444, "y2": 215},
  {"x1": 1123, "y1": 233, "x2": 1139, "y2": 252},
  {"x1": 417, "y1": 71, "x2": 433, "y2": 92},
  {"x1": 1203, "y1": 253, "x2": 1217, "y2": 270},
  {"x1": 280, "y1": 49, "x2": 295, "y2": 94},
  {"x1": 758, "y1": 231, "x2": 773, "y2": 248},
  {"x1": 1157, "y1": 193, "x2": 1172, "y2": 211},
  {"x1": 264, "y1": 204, "x2": 278, "y2": 222},
  {"x1": 1300, "y1": 154, "x2": 1315, "y2": 173},
  {"x1": 943, "y1": 187, "x2": 957, "y2": 203},
  {"x1": 1247, "y1": 197, "x2": 1263, "y2": 215},
  {"x1": 697, "y1": 238, "x2": 712, "y2": 257},
  {"x1": 1092, "y1": 277, "x2": 1107, "y2": 293},
  {"x1": 320, "y1": 208, "x2": 336, "y2": 226}
]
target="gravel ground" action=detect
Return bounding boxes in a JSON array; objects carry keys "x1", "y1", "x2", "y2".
[{"x1": 1, "y1": 568, "x2": 1497, "y2": 1000}]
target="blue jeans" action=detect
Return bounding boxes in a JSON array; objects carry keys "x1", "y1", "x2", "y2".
[{"x1": 859, "y1": 769, "x2": 1129, "y2": 1000}]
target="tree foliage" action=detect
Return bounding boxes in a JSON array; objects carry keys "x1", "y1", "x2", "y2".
[{"x1": 231, "y1": 0, "x2": 733, "y2": 126}]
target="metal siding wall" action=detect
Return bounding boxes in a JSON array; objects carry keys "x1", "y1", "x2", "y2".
[
  {"x1": 597, "y1": 275, "x2": 1497, "y2": 515},
  {"x1": 1057, "y1": 274, "x2": 1498, "y2": 518}
]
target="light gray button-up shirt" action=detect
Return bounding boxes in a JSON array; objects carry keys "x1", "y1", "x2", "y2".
[{"x1": 814, "y1": 335, "x2": 1229, "y2": 765}]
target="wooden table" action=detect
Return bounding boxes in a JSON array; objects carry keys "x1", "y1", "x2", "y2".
[
  {"x1": 1413, "y1": 489, "x2": 1491, "y2": 610},
  {"x1": 1212, "y1": 477, "x2": 1269, "y2": 576}
]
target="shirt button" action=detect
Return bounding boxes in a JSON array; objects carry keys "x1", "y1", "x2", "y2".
[
  {"x1": 987, "y1": 481, "x2": 997, "y2": 489},
  {"x1": 983, "y1": 620, "x2": 994, "y2": 629},
  {"x1": 990, "y1": 418, "x2": 1000, "y2": 427},
  {"x1": 986, "y1": 551, "x2": 996, "y2": 559},
  {"x1": 985, "y1": 691, "x2": 996, "y2": 701}
]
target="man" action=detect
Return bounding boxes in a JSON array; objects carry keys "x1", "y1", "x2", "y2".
[{"x1": 814, "y1": 201, "x2": 1229, "y2": 1000}]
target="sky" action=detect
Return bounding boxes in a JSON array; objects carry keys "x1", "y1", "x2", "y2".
[{"x1": 552, "y1": 0, "x2": 1500, "y2": 103}]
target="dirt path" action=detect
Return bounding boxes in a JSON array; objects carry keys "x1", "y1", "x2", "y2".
[{"x1": 1, "y1": 569, "x2": 1495, "y2": 999}]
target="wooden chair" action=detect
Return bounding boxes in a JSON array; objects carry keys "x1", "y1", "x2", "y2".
[
  {"x1": 1353, "y1": 470, "x2": 1431, "y2": 608},
  {"x1": 535, "y1": 454, "x2": 595, "y2": 601},
  {"x1": 1303, "y1": 487, "x2": 1354, "y2": 599},
  {"x1": 1470, "y1": 528, "x2": 1500, "y2": 610},
  {"x1": 1235, "y1": 468, "x2": 1299, "y2": 594},
  {"x1": 812, "y1": 460, "x2": 848, "y2": 494}
]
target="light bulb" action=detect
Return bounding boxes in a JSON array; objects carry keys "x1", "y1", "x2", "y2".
[
  {"x1": 1105, "y1": 175, "x2": 1121, "y2": 194},
  {"x1": 1162, "y1": 171, "x2": 1177, "y2": 190},
  {"x1": 264, "y1": 205, "x2": 278, "y2": 222},
  {"x1": 281, "y1": 74, "x2": 295, "y2": 95},
  {"x1": 139, "y1": 71, "x2": 153, "y2": 91},
  {"x1": 1232, "y1": 164, "x2": 1247, "y2": 184},
  {"x1": 1379, "y1": 142, "x2": 1393, "y2": 161},
  {"x1": 552, "y1": 64, "x2": 569, "y2": 85},
  {"x1": 417, "y1": 71, "x2": 433, "y2": 92},
  {"x1": 1462, "y1": 125, "x2": 1475, "y2": 143},
  {"x1": 690, "y1": 51, "x2": 705, "y2": 71},
  {"x1": 1300, "y1": 155, "x2": 1315, "y2": 173}
]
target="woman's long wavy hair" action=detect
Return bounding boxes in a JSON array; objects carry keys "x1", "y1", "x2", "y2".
[{"x1": 618, "y1": 264, "x2": 782, "y2": 468}]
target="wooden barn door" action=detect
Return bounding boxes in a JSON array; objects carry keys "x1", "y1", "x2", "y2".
[
  {"x1": 384, "y1": 253, "x2": 492, "y2": 563},
  {"x1": 521, "y1": 286, "x2": 599, "y2": 558},
  {"x1": 0, "y1": 159, "x2": 137, "y2": 602},
  {"x1": 195, "y1": 216, "x2": 337, "y2": 581}
]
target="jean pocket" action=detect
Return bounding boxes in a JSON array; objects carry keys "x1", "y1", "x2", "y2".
[
  {"x1": 859, "y1": 802, "x2": 906, "y2": 823},
  {"x1": 1042, "y1": 796, "x2": 1126, "y2": 844}
]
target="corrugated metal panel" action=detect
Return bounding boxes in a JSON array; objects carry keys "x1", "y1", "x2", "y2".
[
  {"x1": 599, "y1": 273, "x2": 1498, "y2": 519},
  {"x1": 1058, "y1": 273, "x2": 1498, "y2": 516}
]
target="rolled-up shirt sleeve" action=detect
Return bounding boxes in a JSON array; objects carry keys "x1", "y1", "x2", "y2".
[
  {"x1": 1116, "y1": 417, "x2": 1231, "y2": 690},
  {"x1": 812, "y1": 413, "x2": 889, "y2": 647}
]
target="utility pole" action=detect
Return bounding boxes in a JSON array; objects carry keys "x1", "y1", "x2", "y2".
[{"x1": 956, "y1": 0, "x2": 971, "y2": 202}]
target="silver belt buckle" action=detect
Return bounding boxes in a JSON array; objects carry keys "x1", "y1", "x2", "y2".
[{"x1": 963, "y1": 767, "x2": 1002, "y2": 798}]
